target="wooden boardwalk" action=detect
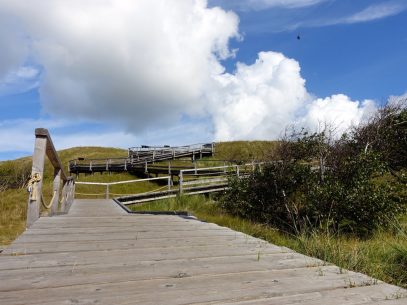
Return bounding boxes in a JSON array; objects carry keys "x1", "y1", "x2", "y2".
[{"x1": 1, "y1": 199, "x2": 406, "y2": 305}]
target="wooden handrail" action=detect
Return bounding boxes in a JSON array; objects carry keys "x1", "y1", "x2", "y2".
[
  {"x1": 35, "y1": 128, "x2": 69, "y2": 180},
  {"x1": 27, "y1": 128, "x2": 75, "y2": 227}
]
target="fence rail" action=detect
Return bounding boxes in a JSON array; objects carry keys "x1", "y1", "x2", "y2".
[
  {"x1": 75, "y1": 176, "x2": 172, "y2": 199},
  {"x1": 26, "y1": 128, "x2": 75, "y2": 227},
  {"x1": 116, "y1": 162, "x2": 262, "y2": 206}
]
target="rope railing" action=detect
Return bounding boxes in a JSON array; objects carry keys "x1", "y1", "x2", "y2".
[
  {"x1": 75, "y1": 176, "x2": 172, "y2": 199},
  {"x1": 26, "y1": 128, "x2": 75, "y2": 228}
]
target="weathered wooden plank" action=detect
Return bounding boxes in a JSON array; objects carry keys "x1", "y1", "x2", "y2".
[
  {"x1": 0, "y1": 244, "x2": 289, "y2": 270},
  {"x1": 24, "y1": 225, "x2": 225, "y2": 234},
  {"x1": 1, "y1": 198, "x2": 405, "y2": 305},
  {"x1": 10, "y1": 229, "x2": 246, "y2": 243},
  {"x1": 3, "y1": 236, "x2": 269, "y2": 254},
  {"x1": 0, "y1": 267, "x2": 397, "y2": 305},
  {"x1": 209, "y1": 284, "x2": 407, "y2": 305},
  {"x1": 0, "y1": 253, "x2": 325, "y2": 292}
]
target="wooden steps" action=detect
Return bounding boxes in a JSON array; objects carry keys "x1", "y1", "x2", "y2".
[{"x1": 1, "y1": 199, "x2": 406, "y2": 304}]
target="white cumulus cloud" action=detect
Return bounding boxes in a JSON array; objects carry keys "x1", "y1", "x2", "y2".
[
  {"x1": 208, "y1": 51, "x2": 309, "y2": 140},
  {"x1": 301, "y1": 94, "x2": 377, "y2": 135},
  {"x1": 0, "y1": 0, "x2": 240, "y2": 131},
  {"x1": 0, "y1": 0, "x2": 377, "y2": 147}
]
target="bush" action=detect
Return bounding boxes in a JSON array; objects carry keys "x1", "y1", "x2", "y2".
[
  {"x1": 221, "y1": 107, "x2": 407, "y2": 237},
  {"x1": 221, "y1": 162, "x2": 314, "y2": 232}
]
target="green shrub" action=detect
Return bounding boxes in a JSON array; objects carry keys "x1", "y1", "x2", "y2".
[
  {"x1": 221, "y1": 129, "x2": 406, "y2": 237},
  {"x1": 221, "y1": 162, "x2": 314, "y2": 232}
]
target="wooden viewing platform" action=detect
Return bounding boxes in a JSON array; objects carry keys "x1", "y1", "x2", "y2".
[
  {"x1": 1, "y1": 199, "x2": 407, "y2": 304},
  {"x1": 68, "y1": 143, "x2": 215, "y2": 175}
]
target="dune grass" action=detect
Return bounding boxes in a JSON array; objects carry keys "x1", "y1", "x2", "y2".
[
  {"x1": 131, "y1": 195, "x2": 407, "y2": 289},
  {"x1": 214, "y1": 141, "x2": 278, "y2": 162},
  {"x1": 0, "y1": 189, "x2": 27, "y2": 246}
]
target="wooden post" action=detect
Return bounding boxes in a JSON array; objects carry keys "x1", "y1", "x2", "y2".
[
  {"x1": 194, "y1": 161, "x2": 197, "y2": 175},
  {"x1": 179, "y1": 171, "x2": 183, "y2": 194},
  {"x1": 27, "y1": 136, "x2": 47, "y2": 228},
  {"x1": 64, "y1": 180, "x2": 74, "y2": 212},
  {"x1": 167, "y1": 177, "x2": 171, "y2": 191},
  {"x1": 50, "y1": 168, "x2": 61, "y2": 215},
  {"x1": 60, "y1": 180, "x2": 68, "y2": 213},
  {"x1": 235, "y1": 165, "x2": 240, "y2": 177},
  {"x1": 28, "y1": 128, "x2": 74, "y2": 220},
  {"x1": 168, "y1": 161, "x2": 171, "y2": 175},
  {"x1": 106, "y1": 184, "x2": 109, "y2": 199},
  {"x1": 144, "y1": 161, "x2": 148, "y2": 173}
]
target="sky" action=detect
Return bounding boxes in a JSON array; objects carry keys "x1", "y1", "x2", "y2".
[{"x1": 0, "y1": 0, "x2": 406, "y2": 160}]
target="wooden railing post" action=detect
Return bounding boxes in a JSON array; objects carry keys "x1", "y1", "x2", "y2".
[
  {"x1": 27, "y1": 128, "x2": 75, "y2": 227},
  {"x1": 26, "y1": 135, "x2": 47, "y2": 228},
  {"x1": 50, "y1": 168, "x2": 61, "y2": 215},
  {"x1": 179, "y1": 171, "x2": 183, "y2": 194},
  {"x1": 60, "y1": 180, "x2": 68, "y2": 213}
]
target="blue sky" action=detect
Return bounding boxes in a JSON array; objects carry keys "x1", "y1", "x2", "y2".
[
  {"x1": 0, "y1": 0, "x2": 406, "y2": 160},
  {"x1": 222, "y1": 0, "x2": 407, "y2": 101}
]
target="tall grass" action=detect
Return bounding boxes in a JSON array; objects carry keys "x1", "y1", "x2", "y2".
[
  {"x1": 214, "y1": 141, "x2": 278, "y2": 162},
  {"x1": 0, "y1": 189, "x2": 27, "y2": 246},
  {"x1": 131, "y1": 195, "x2": 407, "y2": 288}
]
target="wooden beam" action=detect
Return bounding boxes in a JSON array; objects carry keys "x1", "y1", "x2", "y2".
[{"x1": 35, "y1": 128, "x2": 68, "y2": 181}]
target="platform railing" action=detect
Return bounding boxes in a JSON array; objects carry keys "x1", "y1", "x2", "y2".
[{"x1": 26, "y1": 128, "x2": 75, "y2": 228}]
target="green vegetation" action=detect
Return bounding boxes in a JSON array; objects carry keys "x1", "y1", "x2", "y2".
[
  {"x1": 222, "y1": 104, "x2": 406, "y2": 236},
  {"x1": 214, "y1": 141, "x2": 278, "y2": 162},
  {"x1": 131, "y1": 195, "x2": 407, "y2": 288}
]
